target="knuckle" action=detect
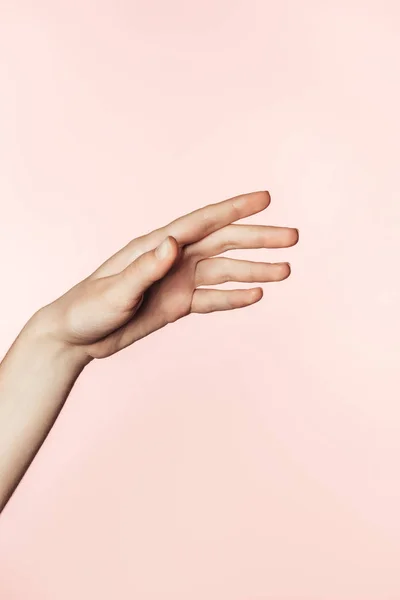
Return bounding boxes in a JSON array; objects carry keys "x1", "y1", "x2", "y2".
[
  {"x1": 222, "y1": 265, "x2": 232, "y2": 283},
  {"x1": 246, "y1": 264, "x2": 255, "y2": 280},
  {"x1": 230, "y1": 200, "x2": 242, "y2": 220},
  {"x1": 226, "y1": 294, "x2": 236, "y2": 309},
  {"x1": 220, "y1": 226, "x2": 236, "y2": 252},
  {"x1": 201, "y1": 207, "x2": 219, "y2": 234},
  {"x1": 135, "y1": 253, "x2": 153, "y2": 278}
]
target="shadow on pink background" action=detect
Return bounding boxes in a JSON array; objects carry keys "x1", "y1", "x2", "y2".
[{"x1": 0, "y1": 1, "x2": 399, "y2": 598}]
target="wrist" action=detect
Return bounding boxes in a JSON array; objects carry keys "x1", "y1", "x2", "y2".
[{"x1": 23, "y1": 307, "x2": 94, "y2": 370}]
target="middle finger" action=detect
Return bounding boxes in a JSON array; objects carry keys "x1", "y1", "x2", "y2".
[{"x1": 187, "y1": 224, "x2": 299, "y2": 259}]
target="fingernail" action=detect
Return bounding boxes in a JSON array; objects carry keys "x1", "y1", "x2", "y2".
[
  {"x1": 155, "y1": 237, "x2": 171, "y2": 260},
  {"x1": 277, "y1": 262, "x2": 291, "y2": 274}
]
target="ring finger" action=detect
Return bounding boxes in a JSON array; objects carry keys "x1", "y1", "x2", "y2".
[{"x1": 195, "y1": 257, "x2": 291, "y2": 286}]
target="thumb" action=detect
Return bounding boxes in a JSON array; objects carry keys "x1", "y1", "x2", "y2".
[{"x1": 108, "y1": 236, "x2": 179, "y2": 311}]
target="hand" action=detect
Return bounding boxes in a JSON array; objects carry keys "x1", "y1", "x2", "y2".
[{"x1": 38, "y1": 191, "x2": 298, "y2": 361}]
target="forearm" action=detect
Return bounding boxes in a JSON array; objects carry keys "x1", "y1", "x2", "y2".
[{"x1": 0, "y1": 309, "x2": 91, "y2": 512}]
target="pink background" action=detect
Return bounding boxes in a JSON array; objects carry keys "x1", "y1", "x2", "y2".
[{"x1": 1, "y1": 1, "x2": 400, "y2": 598}]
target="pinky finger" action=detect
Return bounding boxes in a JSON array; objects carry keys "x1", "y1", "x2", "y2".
[{"x1": 191, "y1": 287, "x2": 263, "y2": 314}]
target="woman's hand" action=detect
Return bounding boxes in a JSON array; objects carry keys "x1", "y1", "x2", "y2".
[
  {"x1": 38, "y1": 191, "x2": 298, "y2": 361},
  {"x1": 0, "y1": 190, "x2": 298, "y2": 511}
]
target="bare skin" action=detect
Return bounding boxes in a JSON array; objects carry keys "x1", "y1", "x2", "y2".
[{"x1": 0, "y1": 191, "x2": 298, "y2": 512}]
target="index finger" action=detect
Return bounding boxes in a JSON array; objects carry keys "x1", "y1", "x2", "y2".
[
  {"x1": 90, "y1": 191, "x2": 270, "y2": 279},
  {"x1": 158, "y1": 190, "x2": 271, "y2": 246}
]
